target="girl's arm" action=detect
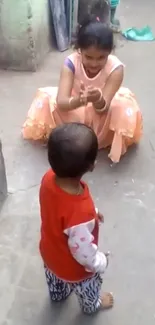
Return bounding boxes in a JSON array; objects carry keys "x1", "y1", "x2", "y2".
[
  {"x1": 94, "y1": 65, "x2": 124, "y2": 111},
  {"x1": 103, "y1": 65, "x2": 124, "y2": 106},
  {"x1": 56, "y1": 65, "x2": 82, "y2": 111}
]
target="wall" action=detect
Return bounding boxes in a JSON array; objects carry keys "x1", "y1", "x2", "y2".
[{"x1": 0, "y1": 0, "x2": 51, "y2": 71}]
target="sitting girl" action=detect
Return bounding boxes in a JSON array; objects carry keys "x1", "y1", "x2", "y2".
[{"x1": 22, "y1": 16, "x2": 142, "y2": 163}]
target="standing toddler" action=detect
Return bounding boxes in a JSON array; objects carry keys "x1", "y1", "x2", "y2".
[{"x1": 39, "y1": 122, "x2": 113, "y2": 314}]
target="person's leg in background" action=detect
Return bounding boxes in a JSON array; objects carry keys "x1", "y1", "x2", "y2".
[
  {"x1": 72, "y1": 273, "x2": 114, "y2": 314},
  {"x1": 110, "y1": 0, "x2": 121, "y2": 32},
  {"x1": 44, "y1": 266, "x2": 72, "y2": 302}
]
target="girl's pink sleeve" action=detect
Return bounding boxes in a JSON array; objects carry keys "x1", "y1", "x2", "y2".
[{"x1": 64, "y1": 53, "x2": 77, "y2": 74}]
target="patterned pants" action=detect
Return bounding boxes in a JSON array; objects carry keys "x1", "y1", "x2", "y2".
[{"x1": 45, "y1": 266, "x2": 103, "y2": 314}]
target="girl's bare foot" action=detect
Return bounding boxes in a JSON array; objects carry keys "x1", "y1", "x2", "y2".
[{"x1": 101, "y1": 292, "x2": 114, "y2": 309}]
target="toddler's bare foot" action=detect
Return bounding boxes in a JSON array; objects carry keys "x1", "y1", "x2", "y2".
[{"x1": 101, "y1": 292, "x2": 114, "y2": 309}]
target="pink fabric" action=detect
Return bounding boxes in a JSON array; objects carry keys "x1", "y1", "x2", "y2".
[
  {"x1": 22, "y1": 53, "x2": 142, "y2": 163},
  {"x1": 68, "y1": 52, "x2": 123, "y2": 95}
]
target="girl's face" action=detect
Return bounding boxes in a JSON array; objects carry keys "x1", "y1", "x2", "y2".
[{"x1": 80, "y1": 45, "x2": 110, "y2": 78}]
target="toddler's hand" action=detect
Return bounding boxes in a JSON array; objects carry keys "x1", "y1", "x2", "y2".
[
  {"x1": 105, "y1": 251, "x2": 110, "y2": 267},
  {"x1": 98, "y1": 211, "x2": 104, "y2": 223}
]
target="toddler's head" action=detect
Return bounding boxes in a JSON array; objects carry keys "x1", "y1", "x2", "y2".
[
  {"x1": 74, "y1": 15, "x2": 113, "y2": 77},
  {"x1": 48, "y1": 123, "x2": 98, "y2": 178}
]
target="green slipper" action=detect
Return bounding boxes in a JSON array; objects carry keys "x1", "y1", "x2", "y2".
[{"x1": 122, "y1": 26, "x2": 155, "y2": 41}]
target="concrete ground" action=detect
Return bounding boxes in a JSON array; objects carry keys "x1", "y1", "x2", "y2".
[{"x1": 0, "y1": 0, "x2": 155, "y2": 324}]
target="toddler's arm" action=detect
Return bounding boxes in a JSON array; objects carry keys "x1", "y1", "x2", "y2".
[{"x1": 64, "y1": 222, "x2": 108, "y2": 274}]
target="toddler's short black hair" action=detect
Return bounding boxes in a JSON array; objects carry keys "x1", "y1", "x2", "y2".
[{"x1": 48, "y1": 123, "x2": 98, "y2": 178}]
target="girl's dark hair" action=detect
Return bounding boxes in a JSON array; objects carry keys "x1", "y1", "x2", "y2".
[
  {"x1": 48, "y1": 123, "x2": 98, "y2": 178},
  {"x1": 74, "y1": 15, "x2": 113, "y2": 52}
]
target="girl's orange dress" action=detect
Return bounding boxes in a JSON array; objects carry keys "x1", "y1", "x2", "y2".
[{"x1": 22, "y1": 53, "x2": 142, "y2": 163}]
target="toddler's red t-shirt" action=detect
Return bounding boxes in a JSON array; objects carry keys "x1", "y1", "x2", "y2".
[{"x1": 39, "y1": 169, "x2": 106, "y2": 282}]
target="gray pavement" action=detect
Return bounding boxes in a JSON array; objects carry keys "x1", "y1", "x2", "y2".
[{"x1": 0, "y1": 0, "x2": 155, "y2": 323}]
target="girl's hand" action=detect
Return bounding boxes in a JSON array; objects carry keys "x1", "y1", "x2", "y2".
[
  {"x1": 86, "y1": 86, "x2": 102, "y2": 103},
  {"x1": 79, "y1": 81, "x2": 88, "y2": 106}
]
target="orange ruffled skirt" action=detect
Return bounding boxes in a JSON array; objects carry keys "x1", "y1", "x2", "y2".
[{"x1": 22, "y1": 86, "x2": 142, "y2": 163}]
